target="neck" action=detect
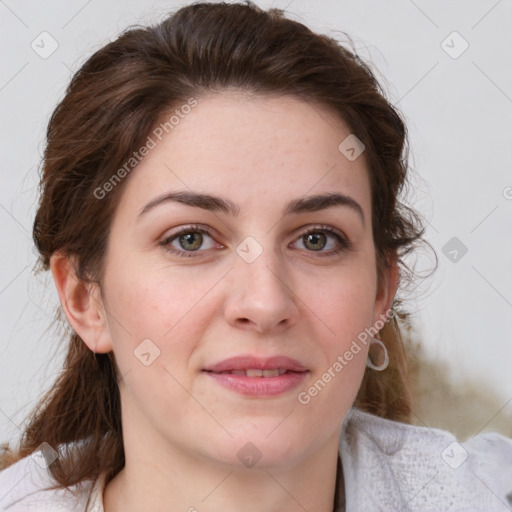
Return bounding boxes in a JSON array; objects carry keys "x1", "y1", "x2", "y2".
[{"x1": 103, "y1": 422, "x2": 341, "y2": 512}]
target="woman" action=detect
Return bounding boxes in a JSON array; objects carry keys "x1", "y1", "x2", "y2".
[{"x1": 1, "y1": 2, "x2": 511, "y2": 511}]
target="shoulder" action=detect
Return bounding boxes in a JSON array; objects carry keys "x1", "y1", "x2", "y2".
[
  {"x1": 0, "y1": 448, "x2": 99, "y2": 512},
  {"x1": 340, "y1": 407, "x2": 512, "y2": 512}
]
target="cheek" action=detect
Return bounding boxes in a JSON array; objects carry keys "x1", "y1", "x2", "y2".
[
  {"x1": 103, "y1": 258, "x2": 218, "y2": 367},
  {"x1": 101, "y1": 261, "x2": 213, "y2": 416},
  {"x1": 296, "y1": 275, "x2": 374, "y2": 429},
  {"x1": 310, "y1": 265, "x2": 378, "y2": 344}
]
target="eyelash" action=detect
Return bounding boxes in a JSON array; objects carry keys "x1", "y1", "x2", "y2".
[{"x1": 159, "y1": 223, "x2": 353, "y2": 258}]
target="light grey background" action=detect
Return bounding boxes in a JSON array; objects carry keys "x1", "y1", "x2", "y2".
[{"x1": 1, "y1": 0, "x2": 511, "y2": 445}]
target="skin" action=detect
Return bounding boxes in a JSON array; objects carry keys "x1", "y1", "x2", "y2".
[{"x1": 51, "y1": 92, "x2": 398, "y2": 512}]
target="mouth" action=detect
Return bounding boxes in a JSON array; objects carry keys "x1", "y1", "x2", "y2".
[
  {"x1": 203, "y1": 355, "x2": 308, "y2": 373},
  {"x1": 205, "y1": 368, "x2": 292, "y2": 377},
  {"x1": 202, "y1": 355, "x2": 309, "y2": 397}
]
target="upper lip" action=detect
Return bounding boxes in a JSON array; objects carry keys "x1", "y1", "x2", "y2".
[{"x1": 203, "y1": 355, "x2": 308, "y2": 373}]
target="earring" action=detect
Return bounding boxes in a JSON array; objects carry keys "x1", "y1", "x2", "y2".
[{"x1": 366, "y1": 337, "x2": 389, "y2": 371}]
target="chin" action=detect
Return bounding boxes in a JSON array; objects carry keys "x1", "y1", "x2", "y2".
[{"x1": 203, "y1": 430, "x2": 310, "y2": 471}]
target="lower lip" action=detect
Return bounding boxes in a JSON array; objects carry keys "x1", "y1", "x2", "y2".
[{"x1": 204, "y1": 371, "x2": 308, "y2": 397}]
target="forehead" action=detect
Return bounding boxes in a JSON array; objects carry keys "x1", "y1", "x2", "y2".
[{"x1": 117, "y1": 92, "x2": 371, "y2": 217}]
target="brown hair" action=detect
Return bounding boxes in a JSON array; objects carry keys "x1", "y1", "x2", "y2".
[{"x1": 1, "y1": 0, "x2": 429, "y2": 490}]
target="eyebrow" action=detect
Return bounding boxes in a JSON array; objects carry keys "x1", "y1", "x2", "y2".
[{"x1": 138, "y1": 190, "x2": 365, "y2": 225}]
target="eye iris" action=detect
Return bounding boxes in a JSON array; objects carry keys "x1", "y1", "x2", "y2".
[
  {"x1": 304, "y1": 232, "x2": 326, "y2": 251},
  {"x1": 179, "y1": 232, "x2": 203, "y2": 251}
]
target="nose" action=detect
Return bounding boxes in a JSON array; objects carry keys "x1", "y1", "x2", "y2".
[{"x1": 223, "y1": 246, "x2": 300, "y2": 334}]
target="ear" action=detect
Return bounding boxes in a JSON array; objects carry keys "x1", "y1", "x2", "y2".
[
  {"x1": 50, "y1": 252, "x2": 113, "y2": 354},
  {"x1": 373, "y1": 257, "x2": 400, "y2": 324}
]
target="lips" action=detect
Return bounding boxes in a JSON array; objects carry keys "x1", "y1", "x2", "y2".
[
  {"x1": 218, "y1": 368, "x2": 288, "y2": 377},
  {"x1": 202, "y1": 355, "x2": 309, "y2": 397},
  {"x1": 203, "y1": 355, "x2": 308, "y2": 374}
]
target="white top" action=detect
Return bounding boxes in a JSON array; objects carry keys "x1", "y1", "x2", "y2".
[{"x1": 1, "y1": 408, "x2": 511, "y2": 511}]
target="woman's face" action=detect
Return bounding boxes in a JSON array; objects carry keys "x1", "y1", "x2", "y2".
[{"x1": 96, "y1": 92, "x2": 396, "y2": 468}]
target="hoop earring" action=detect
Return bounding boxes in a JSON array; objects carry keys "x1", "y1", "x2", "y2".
[{"x1": 366, "y1": 337, "x2": 389, "y2": 371}]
